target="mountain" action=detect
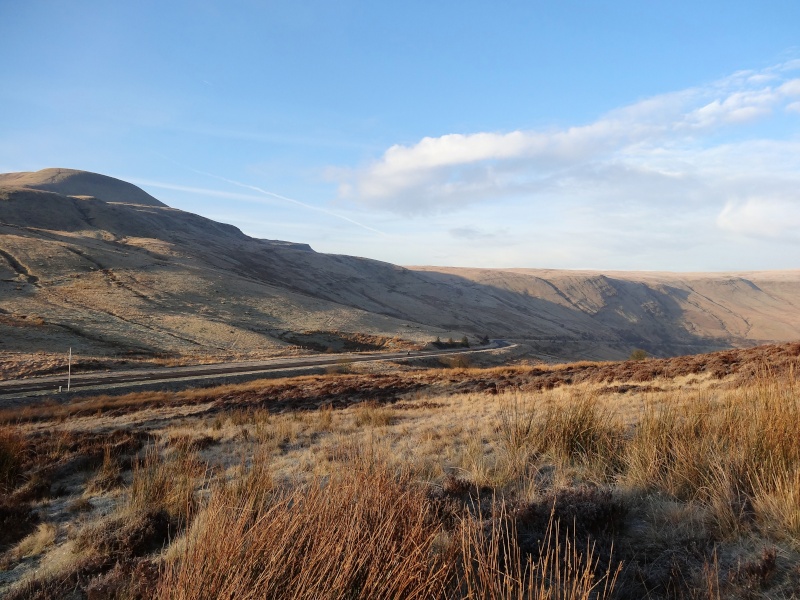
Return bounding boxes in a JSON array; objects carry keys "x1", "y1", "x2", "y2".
[{"x1": 1, "y1": 168, "x2": 799, "y2": 367}]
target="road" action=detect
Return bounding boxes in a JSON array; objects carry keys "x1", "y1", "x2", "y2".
[{"x1": 0, "y1": 340, "x2": 512, "y2": 400}]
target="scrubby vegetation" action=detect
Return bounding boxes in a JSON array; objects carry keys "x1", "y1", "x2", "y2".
[
  {"x1": 0, "y1": 342, "x2": 799, "y2": 598},
  {"x1": 431, "y1": 335, "x2": 471, "y2": 349},
  {"x1": 628, "y1": 348, "x2": 648, "y2": 361}
]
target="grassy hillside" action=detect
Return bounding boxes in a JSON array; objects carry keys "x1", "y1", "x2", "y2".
[{"x1": 1, "y1": 168, "x2": 799, "y2": 376}]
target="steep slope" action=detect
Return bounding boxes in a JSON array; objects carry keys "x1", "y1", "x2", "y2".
[
  {"x1": 0, "y1": 182, "x2": 437, "y2": 362},
  {"x1": 1, "y1": 168, "x2": 798, "y2": 368}
]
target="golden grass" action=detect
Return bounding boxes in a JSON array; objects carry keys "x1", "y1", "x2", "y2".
[
  {"x1": 620, "y1": 377, "x2": 800, "y2": 539},
  {"x1": 125, "y1": 443, "x2": 204, "y2": 523},
  {"x1": 3, "y1": 361, "x2": 800, "y2": 598},
  {"x1": 85, "y1": 444, "x2": 122, "y2": 493},
  {"x1": 157, "y1": 457, "x2": 617, "y2": 600},
  {"x1": 459, "y1": 508, "x2": 620, "y2": 600},
  {"x1": 527, "y1": 391, "x2": 626, "y2": 478},
  {"x1": 751, "y1": 467, "x2": 800, "y2": 543},
  {"x1": 353, "y1": 400, "x2": 397, "y2": 427},
  {"x1": 4, "y1": 523, "x2": 57, "y2": 562}
]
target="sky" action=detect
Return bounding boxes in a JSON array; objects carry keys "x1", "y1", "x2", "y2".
[{"x1": 1, "y1": 1, "x2": 799, "y2": 271}]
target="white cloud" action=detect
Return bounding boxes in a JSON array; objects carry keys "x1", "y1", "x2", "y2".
[
  {"x1": 683, "y1": 89, "x2": 776, "y2": 128},
  {"x1": 779, "y1": 79, "x2": 800, "y2": 96},
  {"x1": 448, "y1": 226, "x2": 511, "y2": 241},
  {"x1": 717, "y1": 197, "x2": 800, "y2": 240},
  {"x1": 336, "y1": 60, "x2": 800, "y2": 223}
]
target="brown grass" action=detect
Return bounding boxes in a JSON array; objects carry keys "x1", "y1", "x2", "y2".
[
  {"x1": 157, "y1": 458, "x2": 616, "y2": 600},
  {"x1": 3, "y1": 523, "x2": 57, "y2": 563},
  {"x1": 0, "y1": 427, "x2": 26, "y2": 492},
  {"x1": 622, "y1": 375, "x2": 800, "y2": 540},
  {"x1": 353, "y1": 400, "x2": 397, "y2": 427},
  {"x1": 530, "y1": 391, "x2": 626, "y2": 478},
  {"x1": 2, "y1": 344, "x2": 800, "y2": 599},
  {"x1": 85, "y1": 444, "x2": 122, "y2": 493},
  {"x1": 157, "y1": 460, "x2": 450, "y2": 600},
  {"x1": 459, "y1": 507, "x2": 620, "y2": 600},
  {"x1": 126, "y1": 444, "x2": 204, "y2": 523}
]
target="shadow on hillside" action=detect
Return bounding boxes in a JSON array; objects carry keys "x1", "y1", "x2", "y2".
[
  {"x1": 413, "y1": 270, "x2": 735, "y2": 359},
  {"x1": 3, "y1": 197, "x2": 738, "y2": 362}
]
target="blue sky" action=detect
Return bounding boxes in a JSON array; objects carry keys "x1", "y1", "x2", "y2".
[{"x1": 1, "y1": 1, "x2": 799, "y2": 271}]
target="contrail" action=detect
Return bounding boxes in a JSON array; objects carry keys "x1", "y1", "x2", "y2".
[{"x1": 190, "y1": 168, "x2": 386, "y2": 235}]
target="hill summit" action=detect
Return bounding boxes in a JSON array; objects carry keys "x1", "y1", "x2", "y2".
[{"x1": 0, "y1": 168, "x2": 166, "y2": 207}]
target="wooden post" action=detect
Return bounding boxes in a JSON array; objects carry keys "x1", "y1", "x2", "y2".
[{"x1": 67, "y1": 347, "x2": 72, "y2": 392}]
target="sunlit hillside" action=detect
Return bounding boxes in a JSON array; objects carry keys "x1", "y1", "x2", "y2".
[{"x1": 2, "y1": 169, "x2": 799, "y2": 378}]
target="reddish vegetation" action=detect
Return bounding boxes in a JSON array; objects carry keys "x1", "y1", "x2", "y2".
[
  {"x1": 479, "y1": 341, "x2": 800, "y2": 393},
  {"x1": 1, "y1": 341, "x2": 799, "y2": 598},
  {"x1": 578, "y1": 341, "x2": 800, "y2": 384},
  {"x1": 3, "y1": 342, "x2": 798, "y2": 425},
  {"x1": 161, "y1": 340, "x2": 798, "y2": 409},
  {"x1": 215, "y1": 373, "x2": 434, "y2": 413}
]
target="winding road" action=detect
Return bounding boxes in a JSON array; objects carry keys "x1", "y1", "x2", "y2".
[{"x1": 0, "y1": 340, "x2": 512, "y2": 400}]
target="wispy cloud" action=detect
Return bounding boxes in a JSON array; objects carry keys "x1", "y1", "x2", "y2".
[
  {"x1": 170, "y1": 125, "x2": 374, "y2": 150},
  {"x1": 448, "y1": 226, "x2": 511, "y2": 241},
  {"x1": 137, "y1": 152, "x2": 387, "y2": 236},
  {"x1": 717, "y1": 196, "x2": 800, "y2": 239},
  {"x1": 129, "y1": 178, "x2": 275, "y2": 204},
  {"x1": 191, "y1": 169, "x2": 387, "y2": 235},
  {"x1": 336, "y1": 61, "x2": 800, "y2": 248}
]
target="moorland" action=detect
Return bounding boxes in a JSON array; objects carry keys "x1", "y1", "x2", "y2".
[
  {"x1": 1, "y1": 342, "x2": 799, "y2": 598},
  {"x1": 2, "y1": 168, "x2": 800, "y2": 599},
  {"x1": 2, "y1": 169, "x2": 799, "y2": 379}
]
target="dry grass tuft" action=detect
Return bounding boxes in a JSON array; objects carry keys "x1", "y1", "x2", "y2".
[
  {"x1": 2, "y1": 522, "x2": 57, "y2": 564},
  {"x1": 157, "y1": 459, "x2": 448, "y2": 600},
  {"x1": 75, "y1": 509, "x2": 176, "y2": 563},
  {"x1": 459, "y1": 507, "x2": 620, "y2": 600},
  {"x1": 529, "y1": 391, "x2": 626, "y2": 478},
  {"x1": 126, "y1": 444, "x2": 204, "y2": 523},
  {"x1": 354, "y1": 400, "x2": 397, "y2": 427},
  {"x1": 497, "y1": 392, "x2": 537, "y2": 477},
  {"x1": 751, "y1": 467, "x2": 800, "y2": 543},
  {"x1": 0, "y1": 427, "x2": 27, "y2": 493},
  {"x1": 86, "y1": 445, "x2": 122, "y2": 494},
  {"x1": 158, "y1": 456, "x2": 617, "y2": 600},
  {"x1": 623, "y1": 376, "x2": 800, "y2": 539}
]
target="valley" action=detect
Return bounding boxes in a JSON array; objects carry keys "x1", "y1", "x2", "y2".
[
  {"x1": 1, "y1": 168, "x2": 799, "y2": 599},
  {"x1": 1, "y1": 169, "x2": 799, "y2": 383}
]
